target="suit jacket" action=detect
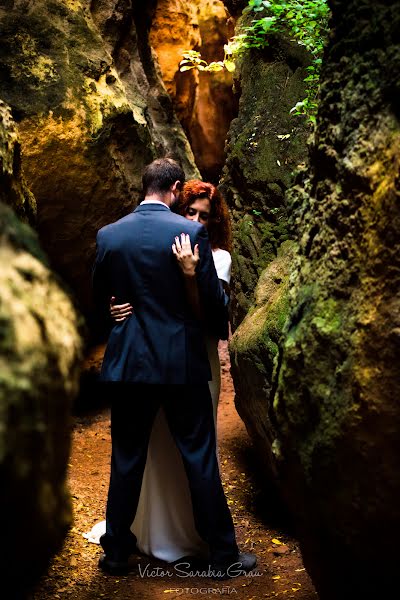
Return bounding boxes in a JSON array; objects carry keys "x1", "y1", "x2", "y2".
[{"x1": 92, "y1": 203, "x2": 229, "y2": 384}]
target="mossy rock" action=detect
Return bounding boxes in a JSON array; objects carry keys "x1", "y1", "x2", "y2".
[
  {"x1": 0, "y1": 0, "x2": 198, "y2": 320},
  {"x1": 220, "y1": 24, "x2": 311, "y2": 330},
  {"x1": 229, "y1": 240, "x2": 296, "y2": 483},
  {"x1": 273, "y1": 1, "x2": 400, "y2": 597},
  {"x1": 0, "y1": 202, "x2": 84, "y2": 598}
]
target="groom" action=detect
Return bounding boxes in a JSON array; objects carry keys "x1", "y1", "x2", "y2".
[{"x1": 92, "y1": 157, "x2": 256, "y2": 578}]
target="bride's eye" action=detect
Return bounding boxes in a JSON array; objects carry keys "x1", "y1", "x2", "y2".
[
  {"x1": 200, "y1": 213, "x2": 209, "y2": 221},
  {"x1": 186, "y1": 208, "x2": 196, "y2": 216}
]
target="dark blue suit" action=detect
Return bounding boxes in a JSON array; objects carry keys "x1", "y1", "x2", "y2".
[
  {"x1": 93, "y1": 203, "x2": 228, "y2": 384},
  {"x1": 92, "y1": 203, "x2": 238, "y2": 565}
]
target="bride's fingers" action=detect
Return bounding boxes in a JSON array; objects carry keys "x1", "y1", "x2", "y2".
[
  {"x1": 174, "y1": 236, "x2": 182, "y2": 252},
  {"x1": 110, "y1": 304, "x2": 133, "y2": 313},
  {"x1": 180, "y1": 234, "x2": 194, "y2": 254},
  {"x1": 181, "y1": 232, "x2": 190, "y2": 247},
  {"x1": 112, "y1": 310, "x2": 133, "y2": 320},
  {"x1": 110, "y1": 302, "x2": 132, "y2": 310},
  {"x1": 194, "y1": 244, "x2": 200, "y2": 260},
  {"x1": 112, "y1": 306, "x2": 133, "y2": 314},
  {"x1": 181, "y1": 233, "x2": 192, "y2": 249},
  {"x1": 110, "y1": 307, "x2": 133, "y2": 317}
]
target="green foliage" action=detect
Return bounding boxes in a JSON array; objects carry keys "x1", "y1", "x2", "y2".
[
  {"x1": 179, "y1": 0, "x2": 330, "y2": 123},
  {"x1": 180, "y1": 49, "x2": 235, "y2": 74}
]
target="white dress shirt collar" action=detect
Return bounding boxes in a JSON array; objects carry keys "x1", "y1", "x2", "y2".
[{"x1": 140, "y1": 199, "x2": 170, "y2": 209}]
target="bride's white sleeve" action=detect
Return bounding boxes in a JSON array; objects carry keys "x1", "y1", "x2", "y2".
[{"x1": 212, "y1": 249, "x2": 232, "y2": 285}]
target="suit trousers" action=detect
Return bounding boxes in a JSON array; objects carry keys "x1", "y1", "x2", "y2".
[{"x1": 100, "y1": 382, "x2": 238, "y2": 564}]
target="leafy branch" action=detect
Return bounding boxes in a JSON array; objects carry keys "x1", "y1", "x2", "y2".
[{"x1": 180, "y1": 49, "x2": 235, "y2": 74}]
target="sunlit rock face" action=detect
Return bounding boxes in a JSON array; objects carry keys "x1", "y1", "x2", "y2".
[
  {"x1": 150, "y1": 0, "x2": 200, "y2": 100},
  {"x1": 192, "y1": 2, "x2": 238, "y2": 182},
  {"x1": 0, "y1": 0, "x2": 198, "y2": 316},
  {"x1": 151, "y1": 0, "x2": 237, "y2": 181},
  {"x1": 274, "y1": 0, "x2": 400, "y2": 597},
  {"x1": 0, "y1": 103, "x2": 83, "y2": 598}
]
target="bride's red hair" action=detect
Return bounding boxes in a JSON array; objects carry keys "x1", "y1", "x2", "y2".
[{"x1": 175, "y1": 180, "x2": 233, "y2": 252}]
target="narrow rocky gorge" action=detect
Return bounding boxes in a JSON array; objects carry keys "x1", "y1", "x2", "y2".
[{"x1": 1, "y1": 1, "x2": 399, "y2": 598}]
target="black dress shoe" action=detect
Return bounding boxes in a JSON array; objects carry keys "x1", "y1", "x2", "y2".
[
  {"x1": 99, "y1": 533, "x2": 141, "y2": 559},
  {"x1": 98, "y1": 553, "x2": 134, "y2": 576},
  {"x1": 211, "y1": 552, "x2": 257, "y2": 580}
]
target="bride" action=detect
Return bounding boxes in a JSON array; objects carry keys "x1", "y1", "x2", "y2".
[{"x1": 84, "y1": 180, "x2": 233, "y2": 562}]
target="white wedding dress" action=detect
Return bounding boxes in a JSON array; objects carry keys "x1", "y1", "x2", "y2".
[{"x1": 83, "y1": 249, "x2": 232, "y2": 562}]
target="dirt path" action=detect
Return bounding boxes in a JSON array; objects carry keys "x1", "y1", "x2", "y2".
[{"x1": 31, "y1": 343, "x2": 318, "y2": 600}]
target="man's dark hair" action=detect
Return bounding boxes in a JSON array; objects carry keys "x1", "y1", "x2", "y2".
[{"x1": 142, "y1": 158, "x2": 185, "y2": 196}]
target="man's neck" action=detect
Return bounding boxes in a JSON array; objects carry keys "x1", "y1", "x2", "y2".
[{"x1": 144, "y1": 193, "x2": 170, "y2": 206}]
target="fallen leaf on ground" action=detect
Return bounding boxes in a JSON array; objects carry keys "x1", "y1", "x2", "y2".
[{"x1": 272, "y1": 538, "x2": 283, "y2": 545}]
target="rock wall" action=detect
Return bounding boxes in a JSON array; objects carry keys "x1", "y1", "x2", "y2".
[
  {"x1": 273, "y1": 0, "x2": 400, "y2": 597},
  {"x1": 220, "y1": 8, "x2": 311, "y2": 487},
  {"x1": 191, "y1": 1, "x2": 238, "y2": 182},
  {"x1": 0, "y1": 99, "x2": 36, "y2": 225},
  {"x1": 221, "y1": 29, "x2": 311, "y2": 330},
  {"x1": 229, "y1": 240, "x2": 297, "y2": 483},
  {"x1": 223, "y1": 0, "x2": 248, "y2": 17},
  {"x1": 150, "y1": 0, "x2": 200, "y2": 103},
  {"x1": 0, "y1": 0, "x2": 198, "y2": 318},
  {"x1": 150, "y1": 0, "x2": 237, "y2": 182},
  {"x1": 0, "y1": 101, "x2": 83, "y2": 598}
]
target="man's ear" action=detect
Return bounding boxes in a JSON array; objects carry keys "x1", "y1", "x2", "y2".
[{"x1": 171, "y1": 180, "x2": 183, "y2": 194}]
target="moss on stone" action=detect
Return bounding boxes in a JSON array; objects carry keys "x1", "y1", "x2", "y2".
[
  {"x1": 220, "y1": 25, "x2": 311, "y2": 332},
  {"x1": 272, "y1": 2, "x2": 400, "y2": 595}
]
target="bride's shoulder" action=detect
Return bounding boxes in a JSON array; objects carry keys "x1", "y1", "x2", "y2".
[
  {"x1": 212, "y1": 248, "x2": 232, "y2": 283},
  {"x1": 212, "y1": 248, "x2": 231, "y2": 264}
]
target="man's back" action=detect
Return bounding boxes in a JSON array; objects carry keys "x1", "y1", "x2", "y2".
[{"x1": 93, "y1": 203, "x2": 226, "y2": 384}]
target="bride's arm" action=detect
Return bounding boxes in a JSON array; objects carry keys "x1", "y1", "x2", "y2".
[
  {"x1": 172, "y1": 233, "x2": 203, "y2": 321},
  {"x1": 109, "y1": 233, "x2": 206, "y2": 323}
]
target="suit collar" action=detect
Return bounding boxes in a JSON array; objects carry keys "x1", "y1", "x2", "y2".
[{"x1": 133, "y1": 203, "x2": 171, "y2": 213}]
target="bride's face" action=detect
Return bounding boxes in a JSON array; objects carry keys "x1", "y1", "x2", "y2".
[{"x1": 185, "y1": 198, "x2": 211, "y2": 228}]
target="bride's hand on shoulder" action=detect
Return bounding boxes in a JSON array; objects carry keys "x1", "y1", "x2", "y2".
[
  {"x1": 172, "y1": 233, "x2": 199, "y2": 278},
  {"x1": 109, "y1": 296, "x2": 133, "y2": 322}
]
